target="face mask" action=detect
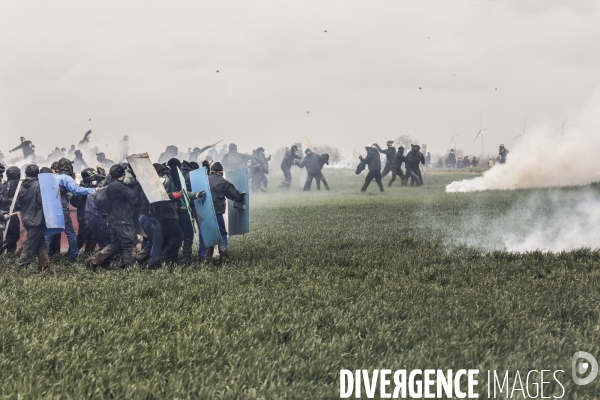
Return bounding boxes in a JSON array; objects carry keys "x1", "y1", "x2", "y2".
[{"x1": 91, "y1": 180, "x2": 97, "y2": 186}]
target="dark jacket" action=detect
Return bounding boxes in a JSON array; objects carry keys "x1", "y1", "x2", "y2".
[
  {"x1": 222, "y1": 150, "x2": 250, "y2": 172},
  {"x1": 299, "y1": 152, "x2": 322, "y2": 174},
  {"x1": 0, "y1": 179, "x2": 19, "y2": 211},
  {"x1": 16, "y1": 177, "x2": 44, "y2": 228},
  {"x1": 208, "y1": 173, "x2": 243, "y2": 215},
  {"x1": 361, "y1": 148, "x2": 381, "y2": 171},
  {"x1": 374, "y1": 144, "x2": 396, "y2": 162},
  {"x1": 405, "y1": 150, "x2": 425, "y2": 170},
  {"x1": 154, "y1": 175, "x2": 179, "y2": 220},
  {"x1": 107, "y1": 179, "x2": 140, "y2": 224},
  {"x1": 11, "y1": 141, "x2": 34, "y2": 158},
  {"x1": 391, "y1": 150, "x2": 405, "y2": 169},
  {"x1": 281, "y1": 149, "x2": 300, "y2": 168},
  {"x1": 189, "y1": 145, "x2": 211, "y2": 163}
]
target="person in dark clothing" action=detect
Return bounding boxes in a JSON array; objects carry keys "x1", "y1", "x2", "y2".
[
  {"x1": 96, "y1": 153, "x2": 115, "y2": 170},
  {"x1": 44, "y1": 158, "x2": 94, "y2": 261},
  {"x1": 426, "y1": 152, "x2": 431, "y2": 167},
  {"x1": 189, "y1": 145, "x2": 212, "y2": 163},
  {"x1": 387, "y1": 146, "x2": 406, "y2": 187},
  {"x1": 299, "y1": 149, "x2": 327, "y2": 191},
  {"x1": 315, "y1": 153, "x2": 330, "y2": 191},
  {"x1": 373, "y1": 141, "x2": 396, "y2": 178},
  {"x1": 0, "y1": 166, "x2": 22, "y2": 254},
  {"x1": 67, "y1": 145, "x2": 76, "y2": 158},
  {"x1": 154, "y1": 163, "x2": 184, "y2": 264},
  {"x1": 278, "y1": 145, "x2": 301, "y2": 188},
  {"x1": 463, "y1": 156, "x2": 470, "y2": 168},
  {"x1": 9, "y1": 137, "x2": 34, "y2": 160},
  {"x1": 199, "y1": 162, "x2": 244, "y2": 263},
  {"x1": 84, "y1": 164, "x2": 141, "y2": 270},
  {"x1": 84, "y1": 175, "x2": 111, "y2": 251},
  {"x1": 359, "y1": 144, "x2": 384, "y2": 192},
  {"x1": 250, "y1": 148, "x2": 270, "y2": 192},
  {"x1": 166, "y1": 158, "x2": 195, "y2": 261},
  {"x1": 136, "y1": 189, "x2": 164, "y2": 269},
  {"x1": 435, "y1": 158, "x2": 443, "y2": 168},
  {"x1": 445, "y1": 149, "x2": 457, "y2": 168},
  {"x1": 15, "y1": 165, "x2": 52, "y2": 272},
  {"x1": 73, "y1": 150, "x2": 88, "y2": 172},
  {"x1": 221, "y1": 143, "x2": 251, "y2": 172},
  {"x1": 471, "y1": 157, "x2": 479, "y2": 167},
  {"x1": 70, "y1": 168, "x2": 103, "y2": 253},
  {"x1": 499, "y1": 144, "x2": 509, "y2": 164},
  {"x1": 216, "y1": 144, "x2": 228, "y2": 162},
  {"x1": 158, "y1": 145, "x2": 179, "y2": 164},
  {"x1": 405, "y1": 144, "x2": 425, "y2": 186}
]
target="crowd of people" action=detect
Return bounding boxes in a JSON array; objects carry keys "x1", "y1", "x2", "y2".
[{"x1": 0, "y1": 132, "x2": 511, "y2": 272}]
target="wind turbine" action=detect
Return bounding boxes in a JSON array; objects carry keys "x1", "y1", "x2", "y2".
[
  {"x1": 473, "y1": 111, "x2": 486, "y2": 161},
  {"x1": 447, "y1": 134, "x2": 458, "y2": 153},
  {"x1": 514, "y1": 118, "x2": 527, "y2": 139}
]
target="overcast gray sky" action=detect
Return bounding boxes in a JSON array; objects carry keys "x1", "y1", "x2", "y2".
[{"x1": 2, "y1": 0, "x2": 599, "y2": 159}]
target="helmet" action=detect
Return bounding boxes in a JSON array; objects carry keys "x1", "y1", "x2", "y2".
[
  {"x1": 6, "y1": 166, "x2": 21, "y2": 180},
  {"x1": 386, "y1": 140, "x2": 394, "y2": 146},
  {"x1": 109, "y1": 164, "x2": 126, "y2": 179},
  {"x1": 211, "y1": 162, "x2": 223, "y2": 172},
  {"x1": 25, "y1": 164, "x2": 39, "y2": 178},
  {"x1": 291, "y1": 145, "x2": 298, "y2": 152}
]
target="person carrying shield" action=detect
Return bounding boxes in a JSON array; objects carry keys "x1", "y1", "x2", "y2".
[
  {"x1": 14, "y1": 165, "x2": 53, "y2": 272},
  {"x1": 200, "y1": 162, "x2": 244, "y2": 263}
]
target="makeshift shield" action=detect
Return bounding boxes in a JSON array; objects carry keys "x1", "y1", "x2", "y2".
[
  {"x1": 38, "y1": 173, "x2": 65, "y2": 236},
  {"x1": 189, "y1": 167, "x2": 221, "y2": 247},
  {"x1": 176, "y1": 167, "x2": 197, "y2": 233},
  {"x1": 3, "y1": 180, "x2": 22, "y2": 238},
  {"x1": 225, "y1": 168, "x2": 249, "y2": 236},
  {"x1": 126, "y1": 153, "x2": 170, "y2": 203}
]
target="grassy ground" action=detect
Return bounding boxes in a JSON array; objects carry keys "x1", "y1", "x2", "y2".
[{"x1": 1, "y1": 168, "x2": 599, "y2": 399}]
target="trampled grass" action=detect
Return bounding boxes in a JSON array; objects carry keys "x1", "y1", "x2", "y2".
[{"x1": 1, "y1": 168, "x2": 599, "y2": 399}]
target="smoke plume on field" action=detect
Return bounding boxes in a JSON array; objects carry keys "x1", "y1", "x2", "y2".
[
  {"x1": 446, "y1": 100, "x2": 600, "y2": 193},
  {"x1": 447, "y1": 189, "x2": 600, "y2": 252}
]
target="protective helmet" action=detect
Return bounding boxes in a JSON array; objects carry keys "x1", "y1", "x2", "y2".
[
  {"x1": 257, "y1": 147, "x2": 265, "y2": 152},
  {"x1": 211, "y1": 162, "x2": 224, "y2": 172},
  {"x1": 167, "y1": 158, "x2": 182, "y2": 170},
  {"x1": 153, "y1": 163, "x2": 170, "y2": 176},
  {"x1": 386, "y1": 140, "x2": 394, "y2": 146},
  {"x1": 305, "y1": 148, "x2": 313, "y2": 155},
  {"x1": 291, "y1": 145, "x2": 298, "y2": 151},
  {"x1": 25, "y1": 164, "x2": 39, "y2": 178},
  {"x1": 6, "y1": 166, "x2": 21, "y2": 180},
  {"x1": 109, "y1": 164, "x2": 126, "y2": 179},
  {"x1": 229, "y1": 143, "x2": 237, "y2": 151}
]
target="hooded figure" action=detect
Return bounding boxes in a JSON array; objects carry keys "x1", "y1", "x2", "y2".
[
  {"x1": 373, "y1": 140, "x2": 397, "y2": 178},
  {"x1": 73, "y1": 149, "x2": 89, "y2": 172},
  {"x1": 84, "y1": 164, "x2": 141, "y2": 270},
  {"x1": 199, "y1": 162, "x2": 244, "y2": 263},
  {"x1": 445, "y1": 149, "x2": 456, "y2": 168},
  {"x1": 278, "y1": 145, "x2": 301, "y2": 188},
  {"x1": 0, "y1": 166, "x2": 22, "y2": 254},
  {"x1": 153, "y1": 163, "x2": 184, "y2": 264},
  {"x1": 96, "y1": 152, "x2": 115, "y2": 170},
  {"x1": 405, "y1": 144, "x2": 425, "y2": 186},
  {"x1": 249, "y1": 147, "x2": 270, "y2": 192},
  {"x1": 221, "y1": 143, "x2": 251, "y2": 172},
  {"x1": 358, "y1": 144, "x2": 384, "y2": 192},
  {"x1": 388, "y1": 146, "x2": 406, "y2": 187},
  {"x1": 67, "y1": 145, "x2": 76, "y2": 158},
  {"x1": 15, "y1": 164, "x2": 52, "y2": 272},
  {"x1": 166, "y1": 157, "x2": 196, "y2": 260},
  {"x1": 316, "y1": 153, "x2": 330, "y2": 190}
]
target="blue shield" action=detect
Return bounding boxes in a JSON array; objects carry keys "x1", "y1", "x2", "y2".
[
  {"x1": 38, "y1": 173, "x2": 65, "y2": 236},
  {"x1": 189, "y1": 167, "x2": 221, "y2": 247},
  {"x1": 225, "y1": 168, "x2": 249, "y2": 236},
  {"x1": 176, "y1": 167, "x2": 197, "y2": 233}
]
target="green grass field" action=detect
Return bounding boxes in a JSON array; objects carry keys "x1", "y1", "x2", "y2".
[{"x1": 1, "y1": 168, "x2": 599, "y2": 399}]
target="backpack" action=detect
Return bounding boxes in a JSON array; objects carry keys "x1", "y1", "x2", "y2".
[{"x1": 94, "y1": 185, "x2": 111, "y2": 215}]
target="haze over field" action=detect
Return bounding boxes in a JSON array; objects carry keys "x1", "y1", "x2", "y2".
[{"x1": 2, "y1": 0, "x2": 600, "y2": 159}]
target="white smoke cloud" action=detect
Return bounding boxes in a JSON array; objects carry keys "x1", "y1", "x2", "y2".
[{"x1": 446, "y1": 95, "x2": 600, "y2": 193}]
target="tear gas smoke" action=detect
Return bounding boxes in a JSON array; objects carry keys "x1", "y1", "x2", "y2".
[
  {"x1": 446, "y1": 98, "x2": 600, "y2": 193},
  {"x1": 444, "y1": 189, "x2": 600, "y2": 252}
]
